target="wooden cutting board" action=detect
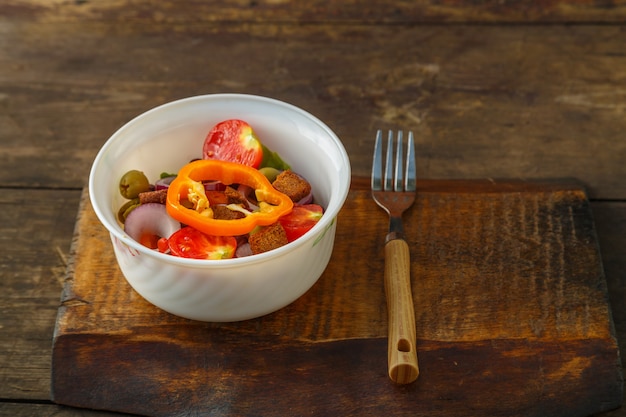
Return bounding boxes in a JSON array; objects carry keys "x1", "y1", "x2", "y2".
[{"x1": 52, "y1": 178, "x2": 623, "y2": 417}]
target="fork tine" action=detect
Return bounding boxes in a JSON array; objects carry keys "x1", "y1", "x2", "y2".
[
  {"x1": 405, "y1": 131, "x2": 416, "y2": 192},
  {"x1": 384, "y1": 130, "x2": 394, "y2": 191},
  {"x1": 371, "y1": 130, "x2": 383, "y2": 191},
  {"x1": 373, "y1": 129, "x2": 415, "y2": 193},
  {"x1": 394, "y1": 131, "x2": 404, "y2": 191}
]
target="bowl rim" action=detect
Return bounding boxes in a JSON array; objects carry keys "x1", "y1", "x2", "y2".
[{"x1": 88, "y1": 93, "x2": 351, "y2": 268}]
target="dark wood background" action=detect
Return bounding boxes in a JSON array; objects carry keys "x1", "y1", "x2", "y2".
[{"x1": 2, "y1": 1, "x2": 626, "y2": 416}]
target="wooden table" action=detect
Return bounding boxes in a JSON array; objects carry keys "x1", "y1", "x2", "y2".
[{"x1": 2, "y1": 1, "x2": 626, "y2": 416}]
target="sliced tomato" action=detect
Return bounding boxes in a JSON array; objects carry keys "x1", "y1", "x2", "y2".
[
  {"x1": 202, "y1": 119, "x2": 263, "y2": 168},
  {"x1": 157, "y1": 237, "x2": 169, "y2": 253},
  {"x1": 167, "y1": 227, "x2": 237, "y2": 260},
  {"x1": 278, "y1": 204, "x2": 324, "y2": 242}
]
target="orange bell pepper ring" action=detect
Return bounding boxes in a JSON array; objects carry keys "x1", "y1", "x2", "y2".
[{"x1": 166, "y1": 159, "x2": 293, "y2": 236}]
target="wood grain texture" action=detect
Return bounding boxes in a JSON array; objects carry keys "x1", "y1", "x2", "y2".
[
  {"x1": 2, "y1": 1, "x2": 626, "y2": 415},
  {"x1": 0, "y1": 189, "x2": 81, "y2": 400},
  {"x1": 51, "y1": 180, "x2": 622, "y2": 417},
  {"x1": 1, "y1": 17, "x2": 626, "y2": 199},
  {"x1": 5, "y1": 0, "x2": 626, "y2": 23},
  {"x1": 0, "y1": 404, "x2": 122, "y2": 417},
  {"x1": 384, "y1": 239, "x2": 419, "y2": 384}
]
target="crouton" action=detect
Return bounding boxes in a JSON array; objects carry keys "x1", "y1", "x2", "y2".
[
  {"x1": 249, "y1": 223, "x2": 289, "y2": 254},
  {"x1": 212, "y1": 205, "x2": 246, "y2": 221},
  {"x1": 138, "y1": 189, "x2": 168, "y2": 205},
  {"x1": 225, "y1": 186, "x2": 250, "y2": 209},
  {"x1": 272, "y1": 170, "x2": 311, "y2": 202}
]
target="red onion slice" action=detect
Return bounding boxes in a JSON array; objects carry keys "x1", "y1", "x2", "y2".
[
  {"x1": 296, "y1": 190, "x2": 313, "y2": 205},
  {"x1": 124, "y1": 203, "x2": 181, "y2": 249},
  {"x1": 235, "y1": 242, "x2": 253, "y2": 258},
  {"x1": 154, "y1": 176, "x2": 176, "y2": 190},
  {"x1": 204, "y1": 180, "x2": 226, "y2": 191},
  {"x1": 237, "y1": 184, "x2": 253, "y2": 197}
]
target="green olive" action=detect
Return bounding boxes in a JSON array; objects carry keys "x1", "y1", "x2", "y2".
[
  {"x1": 259, "y1": 167, "x2": 281, "y2": 183},
  {"x1": 119, "y1": 170, "x2": 151, "y2": 199},
  {"x1": 117, "y1": 198, "x2": 140, "y2": 224}
]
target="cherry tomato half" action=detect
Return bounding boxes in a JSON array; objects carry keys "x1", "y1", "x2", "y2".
[
  {"x1": 278, "y1": 204, "x2": 324, "y2": 242},
  {"x1": 202, "y1": 119, "x2": 264, "y2": 168},
  {"x1": 167, "y1": 227, "x2": 237, "y2": 260}
]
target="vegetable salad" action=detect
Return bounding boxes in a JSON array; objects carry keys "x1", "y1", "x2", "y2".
[{"x1": 117, "y1": 119, "x2": 324, "y2": 260}]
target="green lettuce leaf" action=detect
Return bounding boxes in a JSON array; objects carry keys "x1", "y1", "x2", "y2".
[{"x1": 259, "y1": 144, "x2": 291, "y2": 171}]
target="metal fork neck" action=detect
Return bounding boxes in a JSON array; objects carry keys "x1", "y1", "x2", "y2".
[{"x1": 386, "y1": 217, "x2": 405, "y2": 243}]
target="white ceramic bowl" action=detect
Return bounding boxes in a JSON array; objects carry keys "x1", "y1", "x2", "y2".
[{"x1": 89, "y1": 94, "x2": 351, "y2": 322}]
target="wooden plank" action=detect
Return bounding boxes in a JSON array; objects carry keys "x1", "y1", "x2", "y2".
[
  {"x1": 51, "y1": 181, "x2": 622, "y2": 417},
  {"x1": 0, "y1": 189, "x2": 82, "y2": 400},
  {"x1": 0, "y1": 403, "x2": 122, "y2": 417},
  {"x1": 4, "y1": 0, "x2": 626, "y2": 23},
  {"x1": 0, "y1": 190, "x2": 622, "y2": 415},
  {"x1": 591, "y1": 202, "x2": 626, "y2": 365},
  {"x1": 1, "y1": 21, "x2": 626, "y2": 199}
]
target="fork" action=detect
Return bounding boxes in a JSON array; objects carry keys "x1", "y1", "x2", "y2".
[{"x1": 371, "y1": 129, "x2": 419, "y2": 384}]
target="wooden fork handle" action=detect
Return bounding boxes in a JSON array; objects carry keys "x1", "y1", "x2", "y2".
[{"x1": 384, "y1": 238, "x2": 419, "y2": 384}]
